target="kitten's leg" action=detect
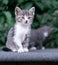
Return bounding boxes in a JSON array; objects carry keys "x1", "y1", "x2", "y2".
[
  {"x1": 29, "y1": 46, "x2": 37, "y2": 51},
  {"x1": 23, "y1": 43, "x2": 29, "y2": 52},
  {"x1": 22, "y1": 36, "x2": 30, "y2": 52},
  {"x1": 23, "y1": 48, "x2": 29, "y2": 52},
  {"x1": 41, "y1": 46, "x2": 45, "y2": 50},
  {"x1": 23, "y1": 40, "x2": 29, "y2": 52},
  {"x1": 29, "y1": 42, "x2": 37, "y2": 51},
  {"x1": 38, "y1": 41, "x2": 45, "y2": 50},
  {"x1": 17, "y1": 41, "x2": 25, "y2": 53},
  {"x1": 13, "y1": 37, "x2": 24, "y2": 53},
  {"x1": 12, "y1": 49, "x2": 17, "y2": 52}
]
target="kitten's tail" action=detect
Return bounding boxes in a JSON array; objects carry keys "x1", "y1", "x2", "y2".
[
  {"x1": 2, "y1": 47, "x2": 12, "y2": 51},
  {"x1": 0, "y1": 46, "x2": 12, "y2": 51}
]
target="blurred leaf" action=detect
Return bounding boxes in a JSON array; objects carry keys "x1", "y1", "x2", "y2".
[
  {"x1": 42, "y1": 0, "x2": 51, "y2": 8},
  {"x1": 36, "y1": 14, "x2": 42, "y2": 22},
  {"x1": 35, "y1": 2, "x2": 45, "y2": 11},
  {"x1": 0, "y1": 16, "x2": 4, "y2": 24},
  {"x1": 23, "y1": 2, "x2": 33, "y2": 9},
  {"x1": 3, "y1": 11, "x2": 14, "y2": 26},
  {"x1": 3, "y1": 0, "x2": 8, "y2": 5},
  {"x1": 32, "y1": 21, "x2": 40, "y2": 29},
  {"x1": 17, "y1": 0, "x2": 24, "y2": 5}
]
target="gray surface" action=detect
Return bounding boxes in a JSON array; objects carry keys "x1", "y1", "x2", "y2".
[{"x1": 0, "y1": 49, "x2": 58, "y2": 61}]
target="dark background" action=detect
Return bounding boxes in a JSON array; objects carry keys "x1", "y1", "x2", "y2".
[{"x1": 0, "y1": 0, "x2": 58, "y2": 48}]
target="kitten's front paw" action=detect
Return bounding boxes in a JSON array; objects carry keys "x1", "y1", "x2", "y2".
[
  {"x1": 29, "y1": 47, "x2": 37, "y2": 51},
  {"x1": 23, "y1": 48, "x2": 29, "y2": 52},
  {"x1": 18, "y1": 48, "x2": 24, "y2": 53},
  {"x1": 42, "y1": 47, "x2": 45, "y2": 50}
]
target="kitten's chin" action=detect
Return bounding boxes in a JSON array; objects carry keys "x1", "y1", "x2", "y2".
[
  {"x1": 21, "y1": 23, "x2": 31, "y2": 27},
  {"x1": 16, "y1": 21, "x2": 31, "y2": 27}
]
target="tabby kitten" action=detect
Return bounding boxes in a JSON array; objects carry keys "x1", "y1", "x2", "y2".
[
  {"x1": 29, "y1": 26, "x2": 53, "y2": 51},
  {"x1": 6, "y1": 7, "x2": 35, "y2": 53}
]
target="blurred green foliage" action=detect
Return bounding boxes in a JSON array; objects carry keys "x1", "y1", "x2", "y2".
[{"x1": 0, "y1": 0, "x2": 58, "y2": 48}]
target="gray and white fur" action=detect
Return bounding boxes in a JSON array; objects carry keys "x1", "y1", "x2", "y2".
[
  {"x1": 29, "y1": 26, "x2": 53, "y2": 50},
  {"x1": 6, "y1": 7, "x2": 35, "y2": 53}
]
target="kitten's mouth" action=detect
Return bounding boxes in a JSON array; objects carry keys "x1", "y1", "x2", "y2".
[{"x1": 22, "y1": 22, "x2": 30, "y2": 26}]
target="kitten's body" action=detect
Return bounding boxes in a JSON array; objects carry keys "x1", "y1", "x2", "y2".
[
  {"x1": 29, "y1": 26, "x2": 53, "y2": 50},
  {"x1": 6, "y1": 7, "x2": 35, "y2": 53},
  {"x1": 6, "y1": 24, "x2": 30, "y2": 52}
]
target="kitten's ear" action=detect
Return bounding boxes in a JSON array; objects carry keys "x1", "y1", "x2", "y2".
[
  {"x1": 15, "y1": 7, "x2": 22, "y2": 16},
  {"x1": 29, "y1": 7, "x2": 35, "y2": 15}
]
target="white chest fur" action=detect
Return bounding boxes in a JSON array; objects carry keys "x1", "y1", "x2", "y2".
[{"x1": 14, "y1": 22, "x2": 30, "y2": 43}]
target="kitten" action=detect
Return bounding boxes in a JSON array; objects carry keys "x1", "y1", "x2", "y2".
[
  {"x1": 5, "y1": 7, "x2": 35, "y2": 53},
  {"x1": 29, "y1": 26, "x2": 53, "y2": 51}
]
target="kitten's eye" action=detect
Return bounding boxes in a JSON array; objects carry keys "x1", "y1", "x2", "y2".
[
  {"x1": 22, "y1": 17, "x2": 24, "y2": 19},
  {"x1": 28, "y1": 17, "x2": 31, "y2": 19}
]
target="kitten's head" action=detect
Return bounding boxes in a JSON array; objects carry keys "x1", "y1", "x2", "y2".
[{"x1": 15, "y1": 7, "x2": 35, "y2": 26}]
